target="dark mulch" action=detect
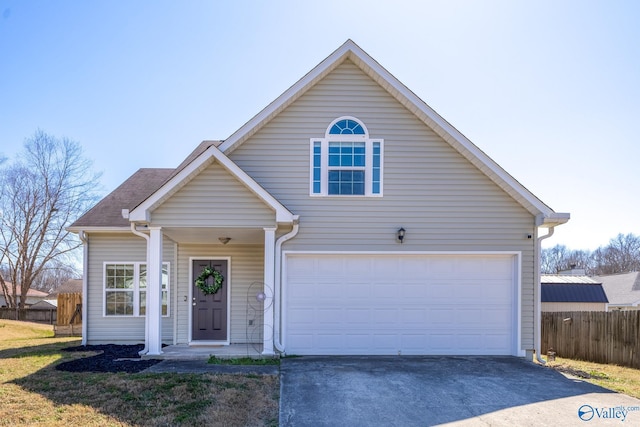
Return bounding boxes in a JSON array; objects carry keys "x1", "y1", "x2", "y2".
[{"x1": 56, "y1": 344, "x2": 162, "y2": 373}]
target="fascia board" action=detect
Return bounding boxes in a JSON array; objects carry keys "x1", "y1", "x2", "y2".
[
  {"x1": 66, "y1": 226, "x2": 131, "y2": 234},
  {"x1": 220, "y1": 39, "x2": 564, "y2": 219},
  {"x1": 535, "y1": 212, "x2": 571, "y2": 227},
  {"x1": 348, "y1": 46, "x2": 560, "y2": 218},
  {"x1": 218, "y1": 40, "x2": 356, "y2": 154},
  {"x1": 129, "y1": 145, "x2": 294, "y2": 224}
]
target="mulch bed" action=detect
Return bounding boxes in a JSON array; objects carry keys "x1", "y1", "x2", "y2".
[{"x1": 56, "y1": 344, "x2": 163, "y2": 373}]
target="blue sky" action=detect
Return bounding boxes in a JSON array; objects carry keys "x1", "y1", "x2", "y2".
[{"x1": 1, "y1": 0, "x2": 638, "y2": 250}]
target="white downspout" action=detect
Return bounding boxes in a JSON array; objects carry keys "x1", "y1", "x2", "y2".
[
  {"x1": 535, "y1": 226, "x2": 555, "y2": 364},
  {"x1": 130, "y1": 222, "x2": 150, "y2": 355},
  {"x1": 274, "y1": 217, "x2": 300, "y2": 353},
  {"x1": 79, "y1": 231, "x2": 89, "y2": 346}
]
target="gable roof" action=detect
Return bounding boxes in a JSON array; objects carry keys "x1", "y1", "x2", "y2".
[
  {"x1": 127, "y1": 143, "x2": 296, "y2": 224},
  {"x1": 541, "y1": 283, "x2": 609, "y2": 303},
  {"x1": 70, "y1": 168, "x2": 174, "y2": 229},
  {"x1": 595, "y1": 272, "x2": 640, "y2": 307},
  {"x1": 218, "y1": 39, "x2": 568, "y2": 225}
]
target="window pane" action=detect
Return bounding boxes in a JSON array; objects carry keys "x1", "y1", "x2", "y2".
[
  {"x1": 313, "y1": 141, "x2": 322, "y2": 194},
  {"x1": 372, "y1": 142, "x2": 381, "y2": 194},
  {"x1": 162, "y1": 291, "x2": 168, "y2": 316},
  {"x1": 106, "y1": 291, "x2": 133, "y2": 315},
  {"x1": 139, "y1": 264, "x2": 147, "y2": 289},
  {"x1": 328, "y1": 170, "x2": 364, "y2": 195},
  {"x1": 329, "y1": 119, "x2": 365, "y2": 135},
  {"x1": 139, "y1": 291, "x2": 146, "y2": 315},
  {"x1": 162, "y1": 266, "x2": 169, "y2": 289}
]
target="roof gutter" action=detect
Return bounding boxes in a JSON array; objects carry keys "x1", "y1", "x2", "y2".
[
  {"x1": 273, "y1": 216, "x2": 300, "y2": 353},
  {"x1": 129, "y1": 222, "x2": 151, "y2": 355},
  {"x1": 535, "y1": 226, "x2": 555, "y2": 365},
  {"x1": 78, "y1": 231, "x2": 89, "y2": 346}
]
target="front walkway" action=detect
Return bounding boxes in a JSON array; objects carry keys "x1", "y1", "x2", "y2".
[{"x1": 142, "y1": 343, "x2": 265, "y2": 360}]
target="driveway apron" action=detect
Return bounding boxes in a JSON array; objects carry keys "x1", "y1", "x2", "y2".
[{"x1": 279, "y1": 356, "x2": 640, "y2": 426}]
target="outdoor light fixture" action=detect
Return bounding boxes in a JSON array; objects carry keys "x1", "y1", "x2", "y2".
[
  {"x1": 256, "y1": 292, "x2": 267, "y2": 302},
  {"x1": 218, "y1": 237, "x2": 231, "y2": 245},
  {"x1": 397, "y1": 227, "x2": 406, "y2": 243}
]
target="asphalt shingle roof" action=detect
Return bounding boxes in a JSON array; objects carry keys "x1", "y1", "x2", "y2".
[
  {"x1": 594, "y1": 272, "x2": 640, "y2": 306},
  {"x1": 69, "y1": 141, "x2": 222, "y2": 228},
  {"x1": 70, "y1": 168, "x2": 174, "y2": 227}
]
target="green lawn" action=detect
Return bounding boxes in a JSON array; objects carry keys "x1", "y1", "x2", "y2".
[
  {"x1": 0, "y1": 320, "x2": 279, "y2": 426},
  {"x1": 541, "y1": 355, "x2": 640, "y2": 399}
]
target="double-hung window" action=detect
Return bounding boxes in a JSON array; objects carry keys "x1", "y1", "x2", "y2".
[
  {"x1": 311, "y1": 116, "x2": 383, "y2": 196},
  {"x1": 104, "y1": 262, "x2": 169, "y2": 316}
]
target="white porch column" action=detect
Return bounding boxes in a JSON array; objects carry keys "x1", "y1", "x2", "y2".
[
  {"x1": 147, "y1": 226, "x2": 163, "y2": 355},
  {"x1": 262, "y1": 227, "x2": 277, "y2": 355}
]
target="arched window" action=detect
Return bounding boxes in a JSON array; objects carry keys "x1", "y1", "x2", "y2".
[{"x1": 310, "y1": 116, "x2": 383, "y2": 196}]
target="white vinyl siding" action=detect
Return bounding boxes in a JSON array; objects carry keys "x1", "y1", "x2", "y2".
[
  {"x1": 152, "y1": 162, "x2": 276, "y2": 227},
  {"x1": 227, "y1": 59, "x2": 537, "y2": 351},
  {"x1": 175, "y1": 243, "x2": 264, "y2": 344},
  {"x1": 86, "y1": 234, "x2": 175, "y2": 344}
]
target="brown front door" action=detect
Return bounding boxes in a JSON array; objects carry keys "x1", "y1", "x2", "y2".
[{"x1": 192, "y1": 259, "x2": 228, "y2": 341}]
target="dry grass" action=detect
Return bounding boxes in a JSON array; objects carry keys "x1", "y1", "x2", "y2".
[
  {"x1": 0, "y1": 320, "x2": 279, "y2": 426},
  {"x1": 543, "y1": 356, "x2": 640, "y2": 399}
]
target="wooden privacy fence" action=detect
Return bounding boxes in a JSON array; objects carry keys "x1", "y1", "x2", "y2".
[
  {"x1": 542, "y1": 311, "x2": 640, "y2": 369},
  {"x1": 57, "y1": 292, "x2": 82, "y2": 325},
  {"x1": 0, "y1": 308, "x2": 56, "y2": 324}
]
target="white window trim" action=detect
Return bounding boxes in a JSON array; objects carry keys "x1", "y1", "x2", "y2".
[
  {"x1": 103, "y1": 261, "x2": 170, "y2": 317},
  {"x1": 310, "y1": 116, "x2": 384, "y2": 197}
]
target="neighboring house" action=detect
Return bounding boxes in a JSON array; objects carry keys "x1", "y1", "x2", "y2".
[
  {"x1": 541, "y1": 274, "x2": 608, "y2": 312},
  {"x1": 68, "y1": 40, "x2": 569, "y2": 357},
  {"x1": 0, "y1": 283, "x2": 49, "y2": 307},
  {"x1": 595, "y1": 272, "x2": 640, "y2": 311}
]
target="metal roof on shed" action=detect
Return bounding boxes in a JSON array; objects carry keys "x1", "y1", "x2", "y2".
[{"x1": 541, "y1": 283, "x2": 609, "y2": 303}]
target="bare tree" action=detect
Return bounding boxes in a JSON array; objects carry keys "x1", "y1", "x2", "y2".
[
  {"x1": 542, "y1": 233, "x2": 640, "y2": 276},
  {"x1": 591, "y1": 233, "x2": 640, "y2": 275},
  {"x1": 0, "y1": 130, "x2": 100, "y2": 311},
  {"x1": 30, "y1": 259, "x2": 80, "y2": 293},
  {"x1": 541, "y1": 245, "x2": 573, "y2": 273}
]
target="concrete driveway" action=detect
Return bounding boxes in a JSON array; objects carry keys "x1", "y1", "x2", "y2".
[{"x1": 280, "y1": 356, "x2": 640, "y2": 426}]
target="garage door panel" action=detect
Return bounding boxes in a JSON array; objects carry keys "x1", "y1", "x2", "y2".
[
  {"x1": 346, "y1": 309, "x2": 371, "y2": 324},
  {"x1": 285, "y1": 254, "x2": 516, "y2": 355}
]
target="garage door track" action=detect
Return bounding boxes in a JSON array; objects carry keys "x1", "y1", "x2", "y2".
[{"x1": 280, "y1": 356, "x2": 640, "y2": 426}]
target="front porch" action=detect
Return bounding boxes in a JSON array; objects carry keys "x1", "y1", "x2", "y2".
[{"x1": 142, "y1": 343, "x2": 269, "y2": 360}]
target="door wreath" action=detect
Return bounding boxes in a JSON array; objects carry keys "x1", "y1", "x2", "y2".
[{"x1": 195, "y1": 266, "x2": 224, "y2": 295}]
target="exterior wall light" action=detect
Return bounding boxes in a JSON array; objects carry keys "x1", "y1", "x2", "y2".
[
  {"x1": 218, "y1": 237, "x2": 231, "y2": 245},
  {"x1": 397, "y1": 227, "x2": 406, "y2": 243}
]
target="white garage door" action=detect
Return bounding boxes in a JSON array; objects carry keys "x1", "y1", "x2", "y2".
[{"x1": 284, "y1": 253, "x2": 518, "y2": 356}]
